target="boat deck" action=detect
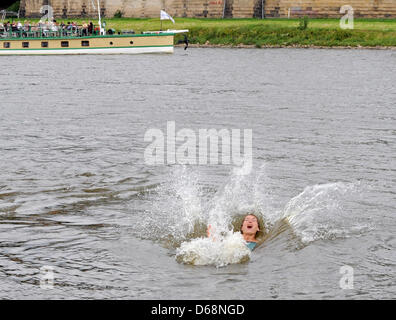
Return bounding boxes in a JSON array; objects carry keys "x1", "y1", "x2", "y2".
[
  {"x1": 0, "y1": 31, "x2": 175, "y2": 41},
  {"x1": 0, "y1": 32, "x2": 176, "y2": 55}
]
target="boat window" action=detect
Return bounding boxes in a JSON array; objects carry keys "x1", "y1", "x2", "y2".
[
  {"x1": 3, "y1": 42, "x2": 10, "y2": 48},
  {"x1": 81, "y1": 41, "x2": 90, "y2": 47},
  {"x1": 61, "y1": 41, "x2": 69, "y2": 48},
  {"x1": 130, "y1": 41, "x2": 134, "y2": 45},
  {"x1": 22, "y1": 42, "x2": 29, "y2": 48},
  {"x1": 41, "y1": 42, "x2": 49, "y2": 48},
  {"x1": 110, "y1": 42, "x2": 113, "y2": 45}
]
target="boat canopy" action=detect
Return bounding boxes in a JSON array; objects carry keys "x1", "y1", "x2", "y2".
[{"x1": 0, "y1": 21, "x2": 108, "y2": 39}]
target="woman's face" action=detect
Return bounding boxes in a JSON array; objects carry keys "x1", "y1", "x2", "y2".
[{"x1": 241, "y1": 215, "x2": 260, "y2": 236}]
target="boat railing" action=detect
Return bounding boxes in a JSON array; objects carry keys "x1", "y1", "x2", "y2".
[{"x1": 0, "y1": 25, "x2": 101, "y2": 39}]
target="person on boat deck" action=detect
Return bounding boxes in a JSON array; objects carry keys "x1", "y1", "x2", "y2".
[
  {"x1": 59, "y1": 22, "x2": 66, "y2": 35},
  {"x1": 207, "y1": 214, "x2": 261, "y2": 251},
  {"x1": 23, "y1": 20, "x2": 30, "y2": 32},
  {"x1": 88, "y1": 22, "x2": 94, "y2": 35},
  {"x1": 82, "y1": 21, "x2": 88, "y2": 36},
  {"x1": 51, "y1": 21, "x2": 59, "y2": 32},
  {"x1": 71, "y1": 21, "x2": 78, "y2": 32}
]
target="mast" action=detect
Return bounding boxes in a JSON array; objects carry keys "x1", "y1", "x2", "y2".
[{"x1": 97, "y1": 0, "x2": 104, "y2": 35}]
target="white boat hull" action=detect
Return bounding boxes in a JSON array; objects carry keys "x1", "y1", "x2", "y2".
[{"x1": 0, "y1": 45, "x2": 174, "y2": 55}]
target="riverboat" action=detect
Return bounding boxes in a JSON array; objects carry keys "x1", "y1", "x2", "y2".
[
  {"x1": 0, "y1": 3, "x2": 188, "y2": 55},
  {"x1": 0, "y1": 30, "x2": 187, "y2": 55}
]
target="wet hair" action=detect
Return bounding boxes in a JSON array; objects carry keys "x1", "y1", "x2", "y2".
[{"x1": 240, "y1": 214, "x2": 262, "y2": 236}]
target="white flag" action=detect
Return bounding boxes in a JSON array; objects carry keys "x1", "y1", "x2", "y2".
[{"x1": 160, "y1": 10, "x2": 175, "y2": 24}]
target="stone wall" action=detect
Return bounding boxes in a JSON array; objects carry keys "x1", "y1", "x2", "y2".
[
  {"x1": 21, "y1": 0, "x2": 102, "y2": 18},
  {"x1": 265, "y1": 0, "x2": 396, "y2": 18},
  {"x1": 18, "y1": 0, "x2": 224, "y2": 18},
  {"x1": 157, "y1": 1, "x2": 225, "y2": 18},
  {"x1": 20, "y1": 0, "x2": 396, "y2": 19}
]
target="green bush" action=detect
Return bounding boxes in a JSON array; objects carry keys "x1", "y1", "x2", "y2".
[
  {"x1": 7, "y1": 1, "x2": 20, "y2": 12},
  {"x1": 334, "y1": 29, "x2": 352, "y2": 41},
  {"x1": 113, "y1": 10, "x2": 123, "y2": 18},
  {"x1": 298, "y1": 16, "x2": 309, "y2": 30}
]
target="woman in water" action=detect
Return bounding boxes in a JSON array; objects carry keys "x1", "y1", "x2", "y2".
[
  {"x1": 240, "y1": 214, "x2": 261, "y2": 250},
  {"x1": 207, "y1": 214, "x2": 262, "y2": 251}
]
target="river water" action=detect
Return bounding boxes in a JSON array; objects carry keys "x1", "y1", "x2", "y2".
[{"x1": 0, "y1": 48, "x2": 395, "y2": 299}]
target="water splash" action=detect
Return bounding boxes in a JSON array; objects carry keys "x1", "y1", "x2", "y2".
[
  {"x1": 139, "y1": 164, "x2": 369, "y2": 266},
  {"x1": 139, "y1": 164, "x2": 273, "y2": 266},
  {"x1": 283, "y1": 182, "x2": 370, "y2": 246},
  {"x1": 175, "y1": 231, "x2": 251, "y2": 267},
  {"x1": 139, "y1": 166, "x2": 205, "y2": 246}
]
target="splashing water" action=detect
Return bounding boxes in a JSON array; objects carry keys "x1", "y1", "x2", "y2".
[
  {"x1": 283, "y1": 182, "x2": 369, "y2": 246},
  {"x1": 139, "y1": 164, "x2": 272, "y2": 267},
  {"x1": 139, "y1": 164, "x2": 367, "y2": 267},
  {"x1": 175, "y1": 231, "x2": 251, "y2": 267},
  {"x1": 174, "y1": 164, "x2": 272, "y2": 267},
  {"x1": 139, "y1": 166, "x2": 205, "y2": 246}
]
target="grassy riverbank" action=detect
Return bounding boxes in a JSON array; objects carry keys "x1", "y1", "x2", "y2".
[
  {"x1": 102, "y1": 17, "x2": 396, "y2": 48},
  {"x1": 29, "y1": 17, "x2": 396, "y2": 47}
]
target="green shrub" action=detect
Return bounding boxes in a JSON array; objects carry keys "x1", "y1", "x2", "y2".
[
  {"x1": 7, "y1": 1, "x2": 20, "y2": 12},
  {"x1": 334, "y1": 29, "x2": 352, "y2": 41},
  {"x1": 298, "y1": 16, "x2": 309, "y2": 30},
  {"x1": 113, "y1": 10, "x2": 123, "y2": 18}
]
